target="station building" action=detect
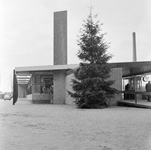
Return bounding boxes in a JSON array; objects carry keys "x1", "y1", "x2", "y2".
[{"x1": 15, "y1": 11, "x2": 151, "y2": 106}]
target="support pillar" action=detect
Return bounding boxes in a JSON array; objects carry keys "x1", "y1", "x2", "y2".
[{"x1": 53, "y1": 71, "x2": 66, "y2": 104}]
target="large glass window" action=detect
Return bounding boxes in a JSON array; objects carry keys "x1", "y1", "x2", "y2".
[{"x1": 41, "y1": 76, "x2": 53, "y2": 94}]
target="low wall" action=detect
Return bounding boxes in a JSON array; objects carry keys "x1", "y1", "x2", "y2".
[
  {"x1": 27, "y1": 94, "x2": 32, "y2": 100},
  {"x1": 27, "y1": 93, "x2": 52, "y2": 104}
]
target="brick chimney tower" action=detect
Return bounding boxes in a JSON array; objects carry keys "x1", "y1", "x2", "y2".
[{"x1": 53, "y1": 11, "x2": 67, "y2": 65}]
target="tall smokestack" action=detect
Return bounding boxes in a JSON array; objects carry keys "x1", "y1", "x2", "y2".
[{"x1": 132, "y1": 32, "x2": 137, "y2": 62}]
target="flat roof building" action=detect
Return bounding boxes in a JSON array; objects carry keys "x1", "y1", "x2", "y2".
[{"x1": 14, "y1": 11, "x2": 151, "y2": 106}]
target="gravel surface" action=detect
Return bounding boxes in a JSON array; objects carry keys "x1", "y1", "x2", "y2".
[{"x1": 0, "y1": 98, "x2": 151, "y2": 150}]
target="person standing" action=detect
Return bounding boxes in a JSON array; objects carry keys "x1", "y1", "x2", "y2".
[
  {"x1": 145, "y1": 81, "x2": 151, "y2": 102},
  {"x1": 125, "y1": 83, "x2": 130, "y2": 99}
]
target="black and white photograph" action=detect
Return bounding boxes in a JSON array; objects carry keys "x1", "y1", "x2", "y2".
[{"x1": 0, "y1": 0, "x2": 151, "y2": 149}]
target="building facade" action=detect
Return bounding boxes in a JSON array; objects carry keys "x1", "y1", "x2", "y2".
[{"x1": 15, "y1": 10, "x2": 151, "y2": 106}]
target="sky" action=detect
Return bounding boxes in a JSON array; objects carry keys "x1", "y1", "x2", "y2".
[{"x1": 0, "y1": 0, "x2": 151, "y2": 92}]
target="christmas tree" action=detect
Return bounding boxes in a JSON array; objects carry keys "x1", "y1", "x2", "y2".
[{"x1": 69, "y1": 10, "x2": 118, "y2": 108}]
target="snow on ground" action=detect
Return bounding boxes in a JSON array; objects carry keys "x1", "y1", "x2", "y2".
[{"x1": 0, "y1": 98, "x2": 151, "y2": 150}]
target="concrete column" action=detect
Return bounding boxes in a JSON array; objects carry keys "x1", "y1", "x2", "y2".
[
  {"x1": 53, "y1": 71, "x2": 66, "y2": 104},
  {"x1": 31, "y1": 74, "x2": 35, "y2": 94},
  {"x1": 54, "y1": 11, "x2": 67, "y2": 65},
  {"x1": 109, "y1": 68, "x2": 122, "y2": 105}
]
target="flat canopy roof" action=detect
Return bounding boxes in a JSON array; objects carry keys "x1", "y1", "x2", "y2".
[
  {"x1": 16, "y1": 74, "x2": 32, "y2": 85},
  {"x1": 15, "y1": 64, "x2": 78, "y2": 85},
  {"x1": 15, "y1": 64, "x2": 78, "y2": 73},
  {"x1": 109, "y1": 61, "x2": 151, "y2": 77},
  {"x1": 15, "y1": 61, "x2": 151, "y2": 79}
]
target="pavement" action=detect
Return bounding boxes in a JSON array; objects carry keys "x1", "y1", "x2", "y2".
[{"x1": 0, "y1": 98, "x2": 151, "y2": 150}]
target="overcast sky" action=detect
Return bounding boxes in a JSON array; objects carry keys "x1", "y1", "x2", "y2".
[{"x1": 0, "y1": 0, "x2": 151, "y2": 92}]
